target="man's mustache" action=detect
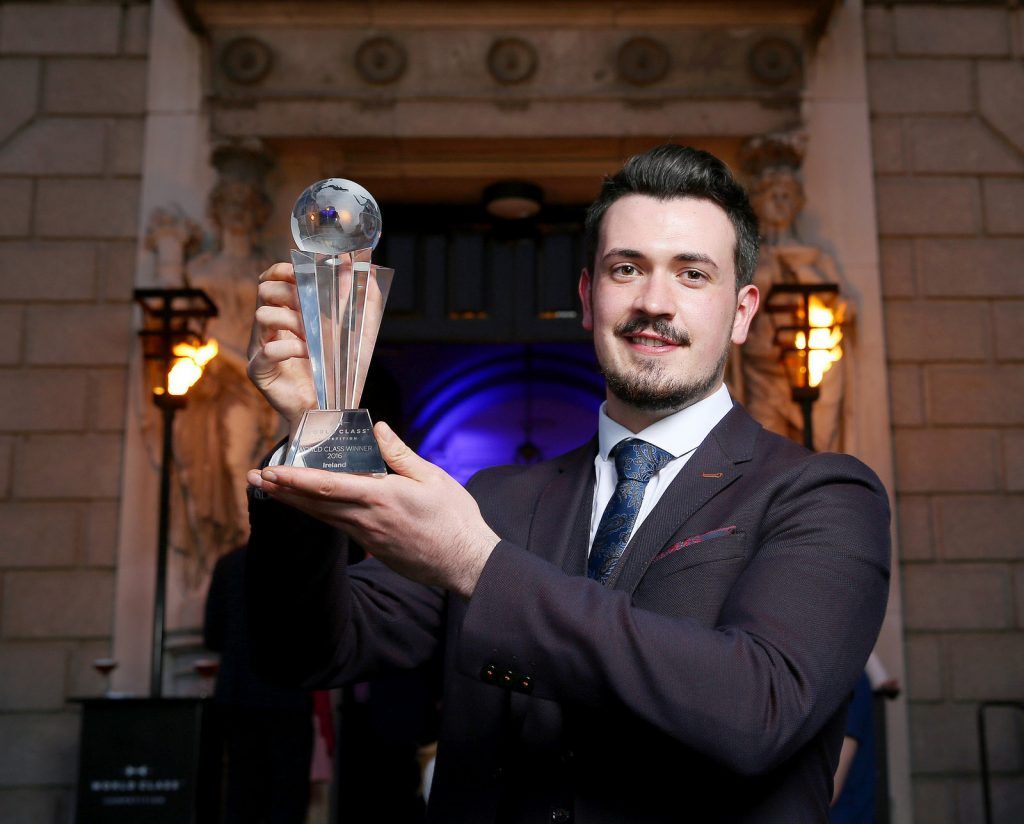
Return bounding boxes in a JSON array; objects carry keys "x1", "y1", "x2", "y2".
[{"x1": 615, "y1": 317, "x2": 691, "y2": 346}]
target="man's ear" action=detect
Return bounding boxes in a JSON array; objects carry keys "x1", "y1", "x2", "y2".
[
  {"x1": 578, "y1": 268, "x2": 594, "y2": 331},
  {"x1": 731, "y1": 284, "x2": 759, "y2": 345}
]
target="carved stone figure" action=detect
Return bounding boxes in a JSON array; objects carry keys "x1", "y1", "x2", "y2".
[
  {"x1": 734, "y1": 131, "x2": 853, "y2": 452},
  {"x1": 174, "y1": 146, "x2": 280, "y2": 585}
]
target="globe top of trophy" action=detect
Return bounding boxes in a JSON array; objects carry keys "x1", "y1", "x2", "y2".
[{"x1": 290, "y1": 178, "x2": 382, "y2": 255}]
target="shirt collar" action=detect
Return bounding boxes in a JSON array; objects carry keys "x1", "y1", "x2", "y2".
[{"x1": 597, "y1": 383, "x2": 734, "y2": 460}]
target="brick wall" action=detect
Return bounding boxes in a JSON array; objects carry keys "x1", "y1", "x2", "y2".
[
  {"x1": 866, "y1": 3, "x2": 1024, "y2": 822},
  {"x1": 0, "y1": 2, "x2": 148, "y2": 820}
]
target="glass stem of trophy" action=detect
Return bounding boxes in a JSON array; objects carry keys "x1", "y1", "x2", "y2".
[{"x1": 285, "y1": 179, "x2": 393, "y2": 474}]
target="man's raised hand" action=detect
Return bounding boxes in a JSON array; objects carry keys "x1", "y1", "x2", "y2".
[{"x1": 247, "y1": 262, "x2": 317, "y2": 428}]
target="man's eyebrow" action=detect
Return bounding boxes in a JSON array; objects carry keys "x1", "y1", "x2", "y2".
[
  {"x1": 602, "y1": 248, "x2": 645, "y2": 261},
  {"x1": 602, "y1": 248, "x2": 719, "y2": 269},
  {"x1": 674, "y1": 251, "x2": 718, "y2": 269}
]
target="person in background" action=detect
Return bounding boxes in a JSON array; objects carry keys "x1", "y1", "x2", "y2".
[
  {"x1": 205, "y1": 545, "x2": 314, "y2": 824},
  {"x1": 830, "y1": 671, "x2": 877, "y2": 824}
]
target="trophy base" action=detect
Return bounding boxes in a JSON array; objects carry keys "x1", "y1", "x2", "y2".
[{"x1": 284, "y1": 409, "x2": 387, "y2": 475}]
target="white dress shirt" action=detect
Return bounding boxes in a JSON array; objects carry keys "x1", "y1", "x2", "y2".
[{"x1": 588, "y1": 383, "x2": 734, "y2": 551}]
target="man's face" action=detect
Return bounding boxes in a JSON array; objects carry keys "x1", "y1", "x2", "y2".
[{"x1": 579, "y1": 194, "x2": 759, "y2": 428}]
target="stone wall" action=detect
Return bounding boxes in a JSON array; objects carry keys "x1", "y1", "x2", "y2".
[
  {"x1": 866, "y1": 3, "x2": 1024, "y2": 821},
  {"x1": 0, "y1": 2, "x2": 149, "y2": 819}
]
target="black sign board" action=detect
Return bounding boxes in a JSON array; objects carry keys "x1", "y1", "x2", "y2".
[{"x1": 75, "y1": 698, "x2": 220, "y2": 823}]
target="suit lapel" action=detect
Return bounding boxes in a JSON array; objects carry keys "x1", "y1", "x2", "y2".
[
  {"x1": 526, "y1": 437, "x2": 597, "y2": 576},
  {"x1": 608, "y1": 405, "x2": 760, "y2": 593}
]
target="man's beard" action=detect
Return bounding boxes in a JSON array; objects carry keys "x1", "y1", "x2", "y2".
[{"x1": 600, "y1": 317, "x2": 731, "y2": 412}]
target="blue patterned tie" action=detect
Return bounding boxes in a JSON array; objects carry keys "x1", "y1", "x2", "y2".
[{"x1": 588, "y1": 439, "x2": 674, "y2": 584}]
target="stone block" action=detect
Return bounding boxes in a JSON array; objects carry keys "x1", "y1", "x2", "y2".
[
  {"x1": 25, "y1": 305, "x2": 132, "y2": 366},
  {"x1": 871, "y1": 117, "x2": 904, "y2": 173},
  {"x1": 35, "y1": 178, "x2": 139, "y2": 240},
  {"x1": 863, "y1": 6, "x2": 892, "y2": 57},
  {"x1": 909, "y1": 702, "x2": 979, "y2": 773},
  {"x1": 879, "y1": 239, "x2": 915, "y2": 298},
  {"x1": 98, "y1": 240, "x2": 137, "y2": 302},
  {"x1": 14, "y1": 433, "x2": 123, "y2": 499},
  {"x1": 2, "y1": 570, "x2": 114, "y2": 638},
  {"x1": 0, "y1": 369, "x2": 89, "y2": 431},
  {"x1": 889, "y1": 365, "x2": 924, "y2": 426},
  {"x1": 83, "y1": 501, "x2": 118, "y2": 567},
  {"x1": 894, "y1": 429, "x2": 1000, "y2": 493},
  {"x1": 894, "y1": 7, "x2": 1009, "y2": 57},
  {"x1": 911, "y1": 778, "x2": 956, "y2": 824},
  {"x1": 867, "y1": 59, "x2": 972, "y2": 115},
  {"x1": 1015, "y1": 564, "x2": 1024, "y2": 628},
  {"x1": 905, "y1": 633, "x2": 943, "y2": 700},
  {"x1": 0, "y1": 179, "x2": 33, "y2": 237},
  {"x1": 918, "y1": 239, "x2": 1024, "y2": 298},
  {"x1": 927, "y1": 366, "x2": 1024, "y2": 426},
  {"x1": 884, "y1": 301, "x2": 990, "y2": 362},
  {"x1": 950, "y1": 633, "x2": 1024, "y2": 703},
  {"x1": 0, "y1": 503, "x2": 79, "y2": 567},
  {"x1": 903, "y1": 564, "x2": 1011, "y2": 630},
  {"x1": 122, "y1": 4, "x2": 150, "y2": 57},
  {"x1": 44, "y1": 58, "x2": 147, "y2": 115},
  {"x1": 0, "y1": 307, "x2": 24, "y2": 365},
  {"x1": 1006, "y1": 431, "x2": 1024, "y2": 492},
  {"x1": 0, "y1": 241, "x2": 97, "y2": 301},
  {"x1": 897, "y1": 494, "x2": 934, "y2": 561},
  {"x1": 89, "y1": 367, "x2": 127, "y2": 431},
  {"x1": 0, "y1": 117, "x2": 106, "y2": 176},
  {"x1": 0, "y1": 643, "x2": 67, "y2": 709},
  {"x1": 983, "y1": 179, "x2": 1024, "y2": 235},
  {"x1": 956, "y1": 776, "x2": 1024, "y2": 824},
  {"x1": 978, "y1": 61, "x2": 1024, "y2": 154},
  {"x1": 0, "y1": 58, "x2": 40, "y2": 144},
  {"x1": 0, "y1": 3, "x2": 120, "y2": 55},
  {"x1": 876, "y1": 178, "x2": 981, "y2": 236},
  {"x1": 0, "y1": 437, "x2": 12, "y2": 498},
  {"x1": 107, "y1": 117, "x2": 144, "y2": 175},
  {"x1": 935, "y1": 495, "x2": 1024, "y2": 561},
  {"x1": 0, "y1": 712, "x2": 79, "y2": 785},
  {"x1": 0, "y1": 788, "x2": 64, "y2": 822},
  {"x1": 68, "y1": 639, "x2": 116, "y2": 697},
  {"x1": 907, "y1": 117, "x2": 1023, "y2": 175}
]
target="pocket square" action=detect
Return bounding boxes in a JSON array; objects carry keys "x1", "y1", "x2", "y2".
[{"x1": 652, "y1": 526, "x2": 738, "y2": 563}]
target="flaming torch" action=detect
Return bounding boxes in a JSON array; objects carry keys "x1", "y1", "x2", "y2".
[
  {"x1": 133, "y1": 288, "x2": 218, "y2": 696},
  {"x1": 765, "y1": 283, "x2": 845, "y2": 451}
]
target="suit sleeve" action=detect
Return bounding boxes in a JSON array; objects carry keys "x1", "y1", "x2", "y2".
[
  {"x1": 245, "y1": 485, "x2": 448, "y2": 688},
  {"x1": 455, "y1": 452, "x2": 891, "y2": 776}
]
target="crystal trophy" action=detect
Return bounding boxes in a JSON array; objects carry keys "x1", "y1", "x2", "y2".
[{"x1": 285, "y1": 179, "x2": 394, "y2": 474}]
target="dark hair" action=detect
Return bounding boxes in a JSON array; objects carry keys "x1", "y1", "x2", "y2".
[{"x1": 584, "y1": 144, "x2": 760, "y2": 289}]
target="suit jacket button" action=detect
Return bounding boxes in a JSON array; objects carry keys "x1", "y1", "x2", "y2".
[
  {"x1": 519, "y1": 675, "x2": 533, "y2": 694},
  {"x1": 481, "y1": 664, "x2": 497, "y2": 682},
  {"x1": 500, "y1": 670, "x2": 514, "y2": 687},
  {"x1": 550, "y1": 808, "x2": 571, "y2": 823}
]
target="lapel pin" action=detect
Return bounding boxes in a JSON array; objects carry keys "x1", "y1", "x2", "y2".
[{"x1": 701, "y1": 472, "x2": 724, "y2": 478}]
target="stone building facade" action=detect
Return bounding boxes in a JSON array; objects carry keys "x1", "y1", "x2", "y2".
[
  {"x1": 0, "y1": 1, "x2": 1020, "y2": 822},
  {"x1": 0, "y1": 2, "x2": 148, "y2": 820},
  {"x1": 866, "y1": 3, "x2": 1024, "y2": 821}
]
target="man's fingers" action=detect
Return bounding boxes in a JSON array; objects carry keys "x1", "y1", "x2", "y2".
[
  {"x1": 257, "y1": 279, "x2": 300, "y2": 310},
  {"x1": 260, "y1": 337, "x2": 308, "y2": 363},
  {"x1": 375, "y1": 422, "x2": 436, "y2": 483},
  {"x1": 260, "y1": 465, "x2": 377, "y2": 506},
  {"x1": 257, "y1": 262, "x2": 295, "y2": 284},
  {"x1": 255, "y1": 305, "x2": 305, "y2": 341}
]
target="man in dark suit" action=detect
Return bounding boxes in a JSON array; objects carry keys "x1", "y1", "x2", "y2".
[{"x1": 244, "y1": 145, "x2": 891, "y2": 822}]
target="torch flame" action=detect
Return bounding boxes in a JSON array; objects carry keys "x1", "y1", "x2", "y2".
[
  {"x1": 795, "y1": 296, "x2": 843, "y2": 387},
  {"x1": 166, "y1": 339, "x2": 218, "y2": 396}
]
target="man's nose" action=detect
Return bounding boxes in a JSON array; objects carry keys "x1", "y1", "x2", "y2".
[{"x1": 634, "y1": 273, "x2": 677, "y2": 318}]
